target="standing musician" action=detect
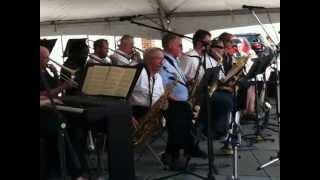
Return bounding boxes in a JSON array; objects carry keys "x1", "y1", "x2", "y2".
[
  {"x1": 110, "y1": 34, "x2": 142, "y2": 66},
  {"x1": 87, "y1": 39, "x2": 112, "y2": 64},
  {"x1": 180, "y1": 29, "x2": 215, "y2": 84},
  {"x1": 159, "y1": 34, "x2": 207, "y2": 170},
  {"x1": 128, "y1": 47, "x2": 165, "y2": 127}
]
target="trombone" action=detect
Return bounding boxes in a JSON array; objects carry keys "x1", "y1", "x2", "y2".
[
  {"x1": 49, "y1": 58, "x2": 77, "y2": 75},
  {"x1": 47, "y1": 58, "x2": 79, "y2": 87}
]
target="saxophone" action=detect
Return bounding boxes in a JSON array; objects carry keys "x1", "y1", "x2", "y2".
[
  {"x1": 132, "y1": 75, "x2": 179, "y2": 146},
  {"x1": 214, "y1": 56, "x2": 249, "y2": 93}
]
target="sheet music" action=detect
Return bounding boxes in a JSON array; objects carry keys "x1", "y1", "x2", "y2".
[{"x1": 82, "y1": 65, "x2": 137, "y2": 97}]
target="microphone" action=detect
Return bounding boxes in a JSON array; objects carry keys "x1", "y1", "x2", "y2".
[{"x1": 242, "y1": 5, "x2": 265, "y2": 9}]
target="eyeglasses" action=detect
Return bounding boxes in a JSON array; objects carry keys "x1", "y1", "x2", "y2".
[{"x1": 211, "y1": 45, "x2": 224, "y2": 49}]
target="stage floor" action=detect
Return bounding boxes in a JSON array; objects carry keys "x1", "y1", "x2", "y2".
[
  {"x1": 94, "y1": 99, "x2": 279, "y2": 180},
  {"x1": 49, "y1": 99, "x2": 280, "y2": 180}
]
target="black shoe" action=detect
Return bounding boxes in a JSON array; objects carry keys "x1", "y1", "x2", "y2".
[
  {"x1": 160, "y1": 152, "x2": 173, "y2": 166},
  {"x1": 170, "y1": 154, "x2": 189, "y2": 171},
  {"x1": 191, "y1": 147, "x2": 208, "y2": 159}
]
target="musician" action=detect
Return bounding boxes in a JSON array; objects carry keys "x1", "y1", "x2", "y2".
[
  {"x1": 110, "y1": 34, "x2": 142, "y2": 66},
  {"x1": 159, "y1": 34, "x2": 206, "y2": 170},
  {"x1": 61, "y1": 39, "x2": 89, "y2": 95},
  {"x1": 40, "y1": 46, "x2": 75, "y2": 97},
  {"x1": 87, "y1": 39, "x2": 111, "y2": 64},
  {"x1": 128, "y1": 48, "x2": 165, "y2": 125},
  {"x1": 180, "y1": 29, "x2": 216, "y2": 83},
  {"x1": 219, "y1": 32, "x2": 236, "y2": 74},
  {"x1": 41, "y1": 45, "x2": 134, "y2": 179},
  {"x1": 197, "y1": 38, "x2": 235, "y2": 141},
  {"x1": 40, "y1": 46, "x2": 89, "y2": 180}
]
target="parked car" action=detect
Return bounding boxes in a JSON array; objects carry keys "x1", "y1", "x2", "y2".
[{"x1": 234, "y1": 33, "x2": 272, "y2": 57}]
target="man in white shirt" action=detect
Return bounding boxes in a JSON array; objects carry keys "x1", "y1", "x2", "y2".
[
  {"x1": 180, "y1": 29, "x2": 215, "y2": 84},
  {"x1": 87, "y1": 39, "x2": 111, "y2": 64},
  {"x1": 128, "y1": 47, "x2": 165, "y2": 124},
  {"x1": 110, "y1": 35, "x2": 142, "y2": 66}
]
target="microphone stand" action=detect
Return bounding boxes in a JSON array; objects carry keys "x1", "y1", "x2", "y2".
[
  {"x1": 40, "y1": 68, "x2": 81, "y2": 180},
  {"x1": 128, "y1": 19, "x2": 192, "y2": 40},
  {"x1": 243, "y1": 5, "x2": 280, "y2": 170},
  {"x1": 257, "y1": 49, "x2": 280, "y2": 170}
]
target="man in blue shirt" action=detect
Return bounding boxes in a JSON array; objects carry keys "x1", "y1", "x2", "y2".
[{"x1": 159, "y1": 34, "x2": 206, "y2": 170}]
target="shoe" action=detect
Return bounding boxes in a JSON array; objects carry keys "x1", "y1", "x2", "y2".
[
  {"x1": 220, "y1": 145, "x2": 233, "y2": 155},
  {"x1": 170, "y1": 154, "x2": 188, "y2": 171},
  {"x1": 191, "y1": 147, "x2": 208, "y2": 159},
  {"x1": 160, "y1": 152, "x2": 173, "y2": 166}
]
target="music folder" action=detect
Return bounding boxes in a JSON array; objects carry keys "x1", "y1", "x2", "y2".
[{"x1": 80, "y1": 63, "x2": 142, "y2": 99}]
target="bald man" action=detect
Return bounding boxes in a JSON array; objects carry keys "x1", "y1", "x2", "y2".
[
  {"x1": 128, "y1": 47, "x2": 165, "y2": 127},
  {"x1": 40, "y1": 46, "x2": 74, "y2": 97}
]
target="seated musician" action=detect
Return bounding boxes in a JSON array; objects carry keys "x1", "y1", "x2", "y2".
[
  {"x1": 40, "y1": 46, "x2": 88, "y2": 180},
  {"x1": 110, "y1": 34, "x2": 142, "y2": 66},
  {"x1": 128, "y1": 47, "x2": 165, "y2": 127},
  {"x1": 159, "y1": 34, "x2": 207, "y2": 170},
  {"x1": 61, "y1": 39, "x2": 89, "y2": 96},
  {"x1": 87, "y1": 39, "x2": 112, "y2": 64},
  {"x1": 197, "y1": 37, "x2": 235, "y2": 140},
  {"x1": 41, "y1": 46, "x2": 134, "y2": 179}
]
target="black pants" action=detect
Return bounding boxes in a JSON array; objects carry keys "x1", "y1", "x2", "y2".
[
  {"x1": 199, "y1": 90, "x2": 234, "y2": 137},
  {"x1": 164, "y1": 100, "x2": 194, "y2": 157},
  {"x1": 132, "y1": 105, "x2": 149, "y2": 121}
]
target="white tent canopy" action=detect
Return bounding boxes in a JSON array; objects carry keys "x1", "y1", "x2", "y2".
[{"x1": 40, "y1": 0, "x2": 280, "y2": 38}]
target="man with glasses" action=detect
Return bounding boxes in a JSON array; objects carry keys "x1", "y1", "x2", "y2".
[{"x1": 180, "y1": 29, "x2": 215, "y2": 84}]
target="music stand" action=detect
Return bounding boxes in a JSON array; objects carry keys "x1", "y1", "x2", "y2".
[
  {"x1": 40, "y1": 68, "x2": 81, "y2": 180},
  {"x1": 242, "y1": 55, "x2": 275, "y2": 144},
  {"x1": 82, "y1": 63, "x2": 142, "y2": 180}
]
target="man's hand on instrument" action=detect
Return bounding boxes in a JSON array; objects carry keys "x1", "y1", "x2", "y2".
[
  {"x1": 227, "y1": 79, "x2": 237, "y2": 87},
  {"x1": 61, "y1": 79, "x2": 77, "y2": 89},
  {"x1": 160, "y1": 97, "x2": 169, "y2": 110},
  {"x1": 187, "y1": 79, "x2": 195, "y2": 87}
]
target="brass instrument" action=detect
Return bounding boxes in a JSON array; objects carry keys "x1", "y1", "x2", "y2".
[
  {"x1": 47, "y1": 58, "x2": 79, "y2": 87},
  {"x1": 213, "y1": 56, "x2": 249, "y2": 93},
  {"x1": 132, "y1": 75, "x2": 179, "y2": 146},
  {"x1": 49, "y1": 58, "x2": 77, "y2": 75},
  {"x1": 192, "y1": 56, "x2": 248, "y2": 119}
]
